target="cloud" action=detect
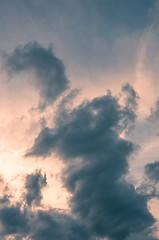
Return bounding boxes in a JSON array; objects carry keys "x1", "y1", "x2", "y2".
[
  {"x1": 29, "y1": 209, "x2": 91, "y2": 240},
  {"x1": 136, "y1": 160, "x2": 159, "y2": 202},
  {"x1": 3, "y1": 41, "x2": 69, "y2": 109},
  {"x1": 26, "y1": 86, "x2": 157, "y2": 239},
  {"x1": 0, "y1": 205, "x2": 91, "y2": 240},
  {"x1": 26, "y1": 86, "x2": 137, "y2": 158},
  {"x1": 0, "y1": 175, "x2": 91, "y2": 240},
  {"x1": 0, "y1": 203, "x2": 29, "y2": 239},
  {"x1": 23, "y1": 170, "x2": 47, "y2": 207},
  {"x1": 128, "y1": 230, "x2": 159, "y2": 240},
  {"x1": 145, "y1": 161, "x2": 159, "y2": 183},
  {"x1": 120, "y1": 83, "x2": 139, "y2": 133},
  {"x1": 148, "y1": 100, "x2": 159, "y2": 129},
  {"x1": 121, "y1": 83, "x2": 138, "y2": 112}
]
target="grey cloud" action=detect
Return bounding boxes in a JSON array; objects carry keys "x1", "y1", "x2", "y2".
[
  {"x1": 26, "y1": 85, "x2": 157, "y2": 240},
  {"x1": 128, "y1": 229, "x2": 159, "y2": 240},
  {"x1": 0, "y1": 176, "x2": 91, "y2": 240},
  {"x1": 121, "y1": 83, "x2": 139, "y2": 133},
  {"x1": 122, "y1": 83, "x2": 138, "y2": 112},
  {"x1": 0, "y1": 195, "x2": 11, "y2": 205},
  {"x1": 0, "y1": 186, "x2": 29, "y2": 239},
  {"x1": 0, "y1": 0, "x2": 156, "y2": 87},
  {"x1": 29, "y1": 209, "x2": 91, "y2": 240},
  {"x1": 63, "y1": 161, "x2": 155, "y2": 240},
  {"x1": 145, "y1": 161, "x2": 159, "y2": 182},
  {"x1": 25, "y1": 0, "x2": 155, "y2": 72},
  {"x1": 0, "y1": 85, "x2": 157, "y2": 239},
  {"x1": 3, "y1": 41, "x2": 69, "y2": 109},
  {"x1": 0, "y1": 203, "x2": 29, "y2": 239},
  {"x1": 78, "y1": 0, "x2": 154, "y2": 33},
  {"x1": 136, "y1": 161, "x2": 159, "y2": 208},
  {"x1": 23, "y1": 170, "x2": 47, "y2": 206},
  {"x1": 148, "y1": 100, "x2": 159, "y2": 128},
  {"x1": 26, "y1": 0, "x2": 154, "y2": 33},
  {"x1": 26, "y1": 92, "x2": 123, "y2": 158},
  {"x1": 0, "y1": 203, "x2": 91, "y2": 240}
]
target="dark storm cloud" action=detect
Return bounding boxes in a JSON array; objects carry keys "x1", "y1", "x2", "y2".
[
  {"x1": 145, "y1": 161, "x2": 159, "y2": 182},
  {"x1": 26, "y1": 86, "x2": 157, "y2": 240},
  {"x1": 26, "y1": 92, "x2": 123, "y2": 158},
  {"x1": 3, "y1": 41, "x2": 69, "y2": 109},
  {"x1": 64, "y1": 168, "x2": 155, "y2": 240},
  {"x1": 0, "y1": 203, "x2": 29, "y2": 238},
  {"x1": 29, "y1": 209, "x2": 91, "y2": 240},
  {"x1": 0, "y1": 203, "x2": 91, "y2": 240},
  {"x1": 23, "y1": 170, "x2": 47, "y2": 206},
  {"x1": 0, "y1": 175, "x2": 91, "y2": 240}
]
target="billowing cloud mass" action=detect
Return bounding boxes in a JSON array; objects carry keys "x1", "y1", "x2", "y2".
[
  {"x1": 1, "y1": 0, "x2": 159, "y2": 239},
  {"x1": 0, "y1": 75, "x2": 157, "y2": 239},
  {"x1": 0, "y1": 36, "x2": 158, "y2": 239},
  {"x1": 0, "y1": 201, "x2": 90, "y2": 240},
  {"x1": 0, "y1": 174, "x2": 90, "y2": 240},
  {"x1": 23, "y1": 170, "x2": 47, "y2": 207},
  {"x1": 3, "y1": 41, "x2": 69, "y2": 109},
  {"x1": 25, "y1": 86, "x2": 156, "y2": 240}
]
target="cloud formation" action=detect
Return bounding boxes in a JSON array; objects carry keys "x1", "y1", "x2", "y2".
[
  {"x1": 0, "y1": 202, "x2": 91, "y2": 240},
  {"x1": 1, "y1": 36, "x2": 159, "y2": 239},
  {"x1": 23, "y1": 170, "x2": 47, "y2": 207},
  {"x1": 120, "y1": 83, "x2": 139, "y2": 133},
  {"x1": 0, "y1": 202, "x2": 29, "y2": 239},
  {"x1": 0, "y1": 174, "x2": 90, "y2": 240},
  {"x1": 29, "y1": 209, "x2": 90, "y2": 240},
  {"x1": 145, "y1": 161, "x2": 159, "y2": 183},
  {"x1": 26, "y1": 86, "x2": 156, "y2": 240},
  {"x1": 148, "y1": 100, "x2": 159, "y2": 129},
  {"x1": 3, "y1": 41, "x2": 69, "y2": 109}
]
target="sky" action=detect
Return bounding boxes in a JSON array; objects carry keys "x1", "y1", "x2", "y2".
[{"x1": 1, "y1": 0, "x2": 159, "y2": 239}]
